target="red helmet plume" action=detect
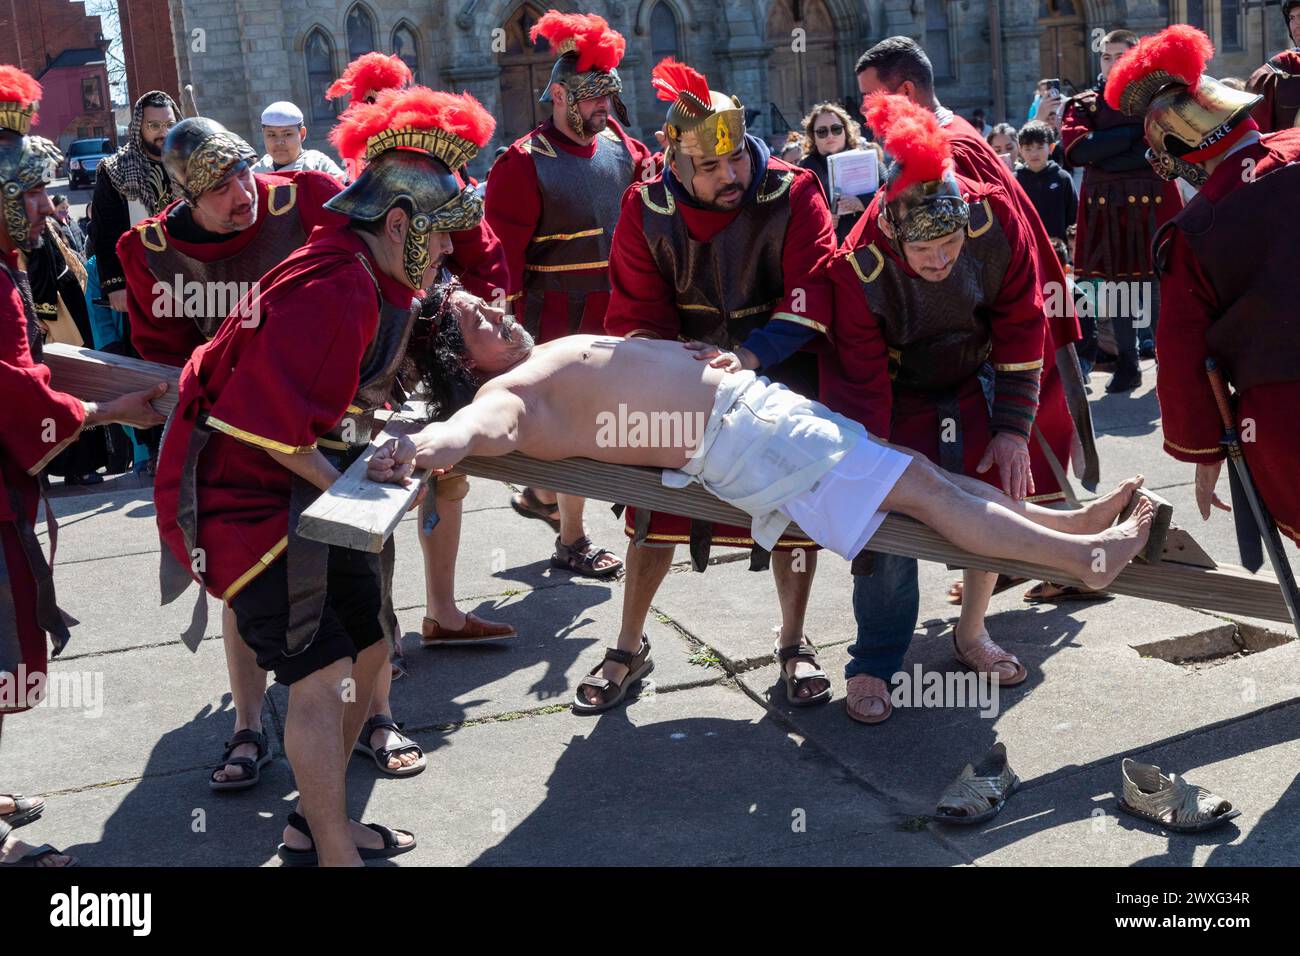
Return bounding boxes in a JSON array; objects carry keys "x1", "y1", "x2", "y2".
[
  {"x1": 530, "y1": 11, "x2": 625, "y2": 73},
  {"x1": 330, "y1": 87, "x2": 495, "y2": 179},
  {"x1": 863, "y1": 92, "x2": 952, "y2": 197},
  {"x1": 1105, "y1": 25, "x2": 1214, "y2": 110},
  {"x1": 326, "y1": 52, "x2": 412, "y2": 104},
  {"x1": 651, "y1": 58, "x2": 712, "y2": 115}
]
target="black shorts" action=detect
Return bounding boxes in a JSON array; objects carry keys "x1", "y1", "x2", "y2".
[{"x1": 230, "y1": 545, "x2": 385, "y2": 685}]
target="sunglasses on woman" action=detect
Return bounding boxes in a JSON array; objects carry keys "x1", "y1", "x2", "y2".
[{"x1": 814, "y1": 124, "x2": 845, "y2": 138}]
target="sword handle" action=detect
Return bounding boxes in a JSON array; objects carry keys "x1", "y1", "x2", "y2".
[{"x1": 1204, "y1": 357, "x2": 1237, "y2": 436}]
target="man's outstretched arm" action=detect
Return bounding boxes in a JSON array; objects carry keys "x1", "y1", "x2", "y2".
[{"x1": 369, "y1": 389, "x2": 527, "y2": 481}]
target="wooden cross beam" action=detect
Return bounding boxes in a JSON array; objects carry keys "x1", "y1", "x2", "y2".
[
  {"x1": 296, "y1": 447, "x2": 1293, "y2": 627},
  {"x1": 42, "y1": 343, "x2": 181, "y2": 417}
]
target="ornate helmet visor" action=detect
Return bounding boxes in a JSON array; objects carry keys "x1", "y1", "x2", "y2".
[
  {"x1": 163, "y1": 118, "x2": 258, "y2": 203},
  {"x1": 1, "y1": 133, "x2": 62, "y2": 251},
  {"x1": 652, "y1": 59, "x2": 748, "y2": 192},
  {"x1": 885, "y1": 173, "x2": 970, "y2": 243}
]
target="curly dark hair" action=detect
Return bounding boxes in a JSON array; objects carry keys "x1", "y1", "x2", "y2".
[{"x1": 403, "y1": 281, "x2": 481, "y2": 423}]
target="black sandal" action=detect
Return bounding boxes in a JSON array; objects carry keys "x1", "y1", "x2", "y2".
[
  {"x1": 572, "y1": 637, "x2": 654, "y2": 714},
  {"x1": 276, "y1": 810, "x2": 417, "y2": 867},
  {"x1": 776, "y1": 638, "x2": 833, "y2": 707},
  {"x1": 0, "y1": 817, "x2": 76, "y2": 867},
  {"x1": 0, "y1": 793, "x2": 45, "y2": 829},
  {"x1": 209, "y1": 729, "x2": 271, "y2": 792},
  {"x1": 352, "y1": 715, "x2": 427, "y2": 778},
  {"x1": 552, "y1": 535, "x2": 623, "y2": 579},
  {"x1": 510, "y1": 487, "x2": 561, "y2": 531}
]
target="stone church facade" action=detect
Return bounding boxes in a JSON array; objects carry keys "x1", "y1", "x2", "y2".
[{"x1": 161, "y1": 0, "x2": 1292, "y2": 176}]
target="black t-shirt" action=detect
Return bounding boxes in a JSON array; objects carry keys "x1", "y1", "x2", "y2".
[{"x1": 1014, "y1": 160, "x2": 1077, "y2": 243}]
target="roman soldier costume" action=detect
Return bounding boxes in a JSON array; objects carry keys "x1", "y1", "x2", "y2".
[
  {"x1": 153, "y1": 87, "x2": 494, "y2": 656},
  {"x1": 1108, "y1": 26, "x2": 1300, "y2": 545},
  {"x1": 932, "y1": 100, "x2": 1093, "y2": 492},
  {"x1": 118, "y1": 118, "x2": 345, "y2": 368},
  {"x1": 604, "y1": 59, "x2": 837, "y2": 564},
  {"x1": 0, "y1": 66, "x2": 84, "y2": 709},
  {"x1": 1247, "y1": 1, "x2": 1300, "y2": 132},
  {"x1": 834, "y1": 94, "x2": 1051, "y2": 488},
  {"x1": 330, "y1": 54, "x2": 508, "y2": 302},
  {"x1": 485, "y1": 10, "x2": 655, "y2": 341}
]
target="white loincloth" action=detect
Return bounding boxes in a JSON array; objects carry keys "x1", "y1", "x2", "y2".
[{"x1": 662, "y1": 371, "x2": 912, "y2": 557}]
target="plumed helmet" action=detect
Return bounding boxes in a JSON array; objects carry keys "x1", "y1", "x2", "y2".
[
  {"x1": 1105, "y1": 25, "x2": 1261, "y2": 187},
  {"x1": 0, "y1": 65, "x2": 62, "y2": 250},
  {"x1": 532, "y1": 10, "x2": 628, "y2": 126},
  {"x1": 326, "y1": 87, "x2": 495, "y2": 288},
  {"x1": 863, "y1": 93, "x2": 969, "y2": 243}
]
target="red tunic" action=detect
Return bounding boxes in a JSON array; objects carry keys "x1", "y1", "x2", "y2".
[
  {"x1": 448, "y1": 171, "x2": 510, "y2": 302},
  {"x1": 485, "y1": 118, "x2": 655, "y2": 340},
  {"x1": 118, "y1": 171, "x2": 345, "y2": 368},
  {"x1": 1248, "y1": 50, "x2": 1300, "y2": 134},
  {"x1": 830, "y1": 179, "x2": 1070, "y2": 501},
  {"x1": 153, "y1": 224, "x2": 413, "y2": 599},
  {"x1": 1, "y1": 252, "x2": 86, "y2": 710},
  {"x1": 1059, "y1": 91, "x2": 1183, "y2": 280},
  {"x1": 604, "y1": 159, "x2": 837, "y2": 549},
  {"x1": 1155, "y1": 130, "x2": 1300, "y2": 545}
]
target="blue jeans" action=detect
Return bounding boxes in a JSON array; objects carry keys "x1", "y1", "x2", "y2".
[{"x1": 845, "y1": 551, "x2": 920, "y2": 682}]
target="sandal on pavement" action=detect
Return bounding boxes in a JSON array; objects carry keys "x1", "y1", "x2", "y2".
[
  {"x1": 353, "y1": 714, "x2": 427, "y2": 778},
  {"x1": 946, "y1": 573, "x2": 1028, "y2": 605},
  {"x1": 572, "y1": 637, "x2": 653, "y2": 714},
  {"x1": 0, "y1": 818, "x2": 76, "y2": 867},
  {"x1": 845, "y1": 674, "x2": 893, "y2": 724},
  {"x1": 1023, "y1": 581, "x2": 1109, "y2": 604},
  {"x1": 775, "y1": 638, "x2": 832, "y2": 707},
  {"x1": 934, "y1": 743, "x2": 1020, "y2": 825},
  {"x1": 552, "y1": 535, "x2": 623, "y2": 580},
  {"x1": 953, "y1": 634, "x2": 1028, "y2": 686},
  {"x1": 421, "y1": 613, "x2": 516, "y2": 647},
  {"x1": 510, "y1": 487, "x2": 561, "y2": 531},
  {"x1": 276, "y1": 810, "x2": 417, "y2": 867},
  {"x1": 1116, "y1": 759, "x2": 1240, "y2": 833},
  {"x1": 0, "y1": 793, "x2": 45, "y2": 829},
  {"x1": 209, "y1": 729, "x2": 271, "y2": 792}
]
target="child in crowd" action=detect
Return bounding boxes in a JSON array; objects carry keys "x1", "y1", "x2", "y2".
[{"x1": 1014, "y1": 121, "x2": 1076, "y2": 243}]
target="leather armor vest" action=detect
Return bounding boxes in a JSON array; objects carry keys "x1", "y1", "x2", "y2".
[
  {"x1": 1162, "y1": 159, "x2": 1300, "y2": 392},
  {"x1": 844, "y1": 197, "x2": 1012, "y2": 392},
  {"x1": 638, "y1": 168, "x2": 794, "y2": 348},
  {"x1": 524, "y1": 126, "x2": 635, "y2": 297},
  {"x1": 136, "y1": 181, "x2": 305, "y2": 340}
]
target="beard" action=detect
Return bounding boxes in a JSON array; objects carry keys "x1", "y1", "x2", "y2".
[
  {"x1": 142, "y1": 137, "x2": 164, "y2": 158},
  {"x1": 497, "y1": 313, "x2": 535, "y2": 360},
  {"x1": 580, "y1": 110, "x2": 609, "y2": 137}
]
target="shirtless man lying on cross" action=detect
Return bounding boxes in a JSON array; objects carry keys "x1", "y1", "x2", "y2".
[{"x1": 371, "y1": 285, "x2": 1153, "y2": 709}]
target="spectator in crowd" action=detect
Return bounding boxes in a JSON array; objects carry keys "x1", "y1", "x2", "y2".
[
  {"x1": 50, "y1": 194, "x2": 85, "y2": 256},
  {"x1": 779, "y1": 130, "x2": 803, "y2": 163},
  {"x1": 76, "y1": 201, "x2": 91, "y2": 241},
  {"x1": 971, "y1": 107, "x2": 992, "y2": 137},
  {"x1": 797, "y1": 101, "x2": 875, "y2": 242},
  {"x1": 92, "y1": 90, "x2": 181, "y2": 313},
  {"x1": 1027, "y1": 78, "x2": 1051, "y2": 123},
  {"x1": 1014, "y1": 120, "x2": 1076, "y2": 243},
  {"x1": 250, "y1": 101, "x2": 346, "y2": 179},
  {"x1": 987, "y1": 122, "x2": 1019, "y2": 170}
]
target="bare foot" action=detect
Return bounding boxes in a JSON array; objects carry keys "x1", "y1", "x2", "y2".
[
  {"x1": 1068, "y1": 475, "x2": 1145, "y2": 535},
  {"x1": 1080, "y1": 498, "x2": 1154, "y2": 589}
]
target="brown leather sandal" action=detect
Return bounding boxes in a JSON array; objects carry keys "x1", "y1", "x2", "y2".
[
  {"x1": 552, "y1": 535, "x2": 623, "y2": 579},
  {"x1": 510, "y1": 486, "x2": 561, "y2": 531},
  {"x1": 776, "y1": 638, "x2": 832, "y2": 707},
  {"x1": 572, "y1": 637, "x2": 654, "y2": 714}
]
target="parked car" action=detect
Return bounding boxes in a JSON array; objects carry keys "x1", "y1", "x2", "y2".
[{"x1": 66, "y1": 137, "x2": 114, "y2": 188}]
